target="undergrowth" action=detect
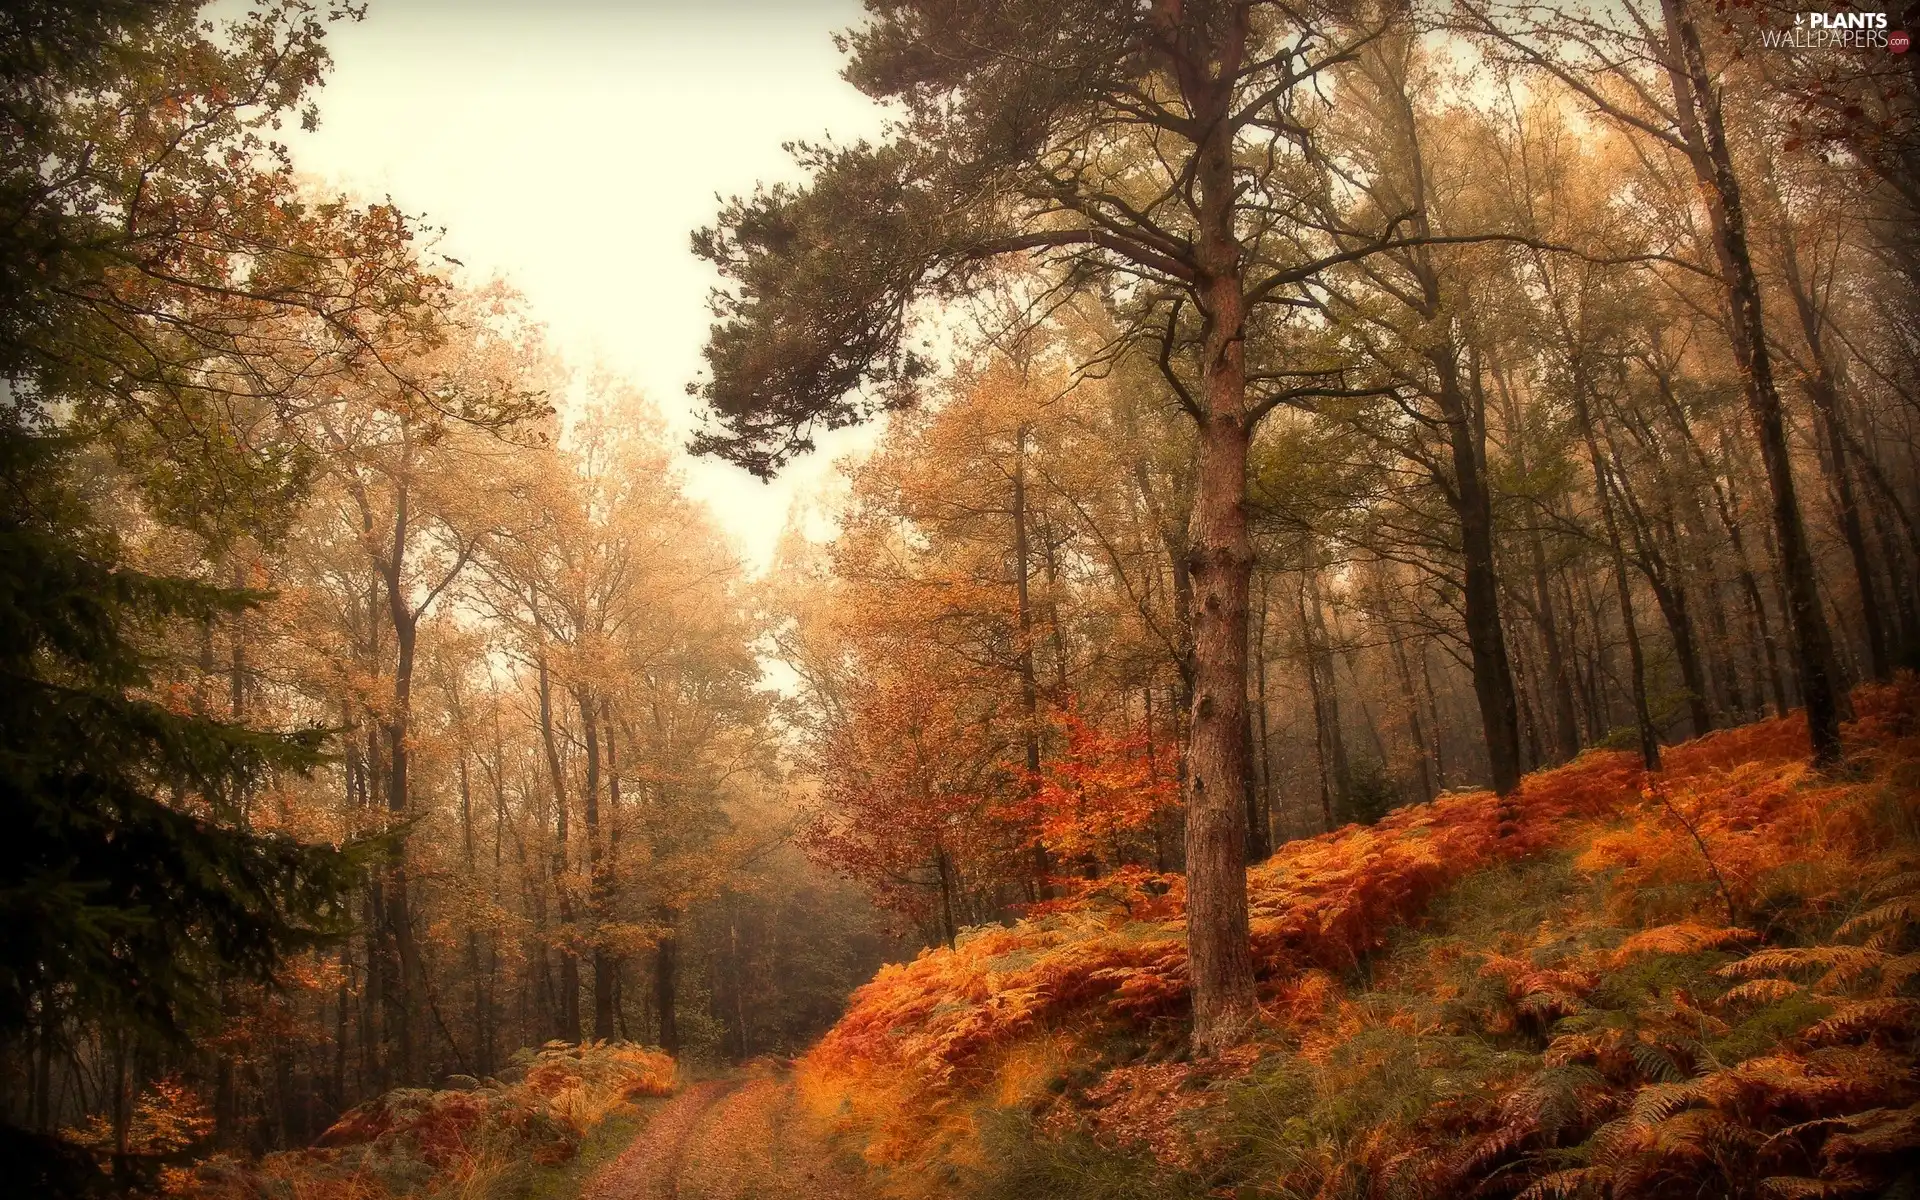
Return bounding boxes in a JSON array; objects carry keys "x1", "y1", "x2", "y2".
[
  {"x1": 173, "y1": 1041, "x2": 675, "y2": 1199},
  {"x1": 799, "y1": 680, "x2": 1920, "y2": 1199}
]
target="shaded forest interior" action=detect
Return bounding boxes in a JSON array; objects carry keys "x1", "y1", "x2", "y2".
[{"x1": 1, "y1": 0, "x2": 1916, "y2": 1193}]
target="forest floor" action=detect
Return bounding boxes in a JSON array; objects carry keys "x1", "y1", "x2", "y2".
[{"x1": 582, "y1": 1061, "x2": 878, "y2": 1200}]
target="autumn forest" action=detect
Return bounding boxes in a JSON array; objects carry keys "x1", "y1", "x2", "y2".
[{"x1": 3, "y1": 1, "x2": 1918, "y2": 1198}]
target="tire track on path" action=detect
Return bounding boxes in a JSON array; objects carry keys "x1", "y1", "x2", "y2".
[{"x1": 581, "y1": 1077, "x2": 742, "y2": 1200}]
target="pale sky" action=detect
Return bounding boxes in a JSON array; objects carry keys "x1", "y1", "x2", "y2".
[{"x1": 291, "y1": 0, "x2": 886, "y2": 571}]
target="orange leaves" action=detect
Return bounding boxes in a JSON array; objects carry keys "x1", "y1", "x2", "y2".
[
  {"x1": 1611, "y1": 922, "x2": 1760, "y2": 966},
  {"x1": 68, "y1": 1077, "x2": 214, "y2": 1159},
  {"x1": 803, "y1": 713, "x2": 1651, "y2": 1148},
  {"x1": 1019, "y1": 710, "x2": 1178, "y2": 866},
  {"x1": 798, "y1": 681, "x2": 1920, "y2": 1199}
]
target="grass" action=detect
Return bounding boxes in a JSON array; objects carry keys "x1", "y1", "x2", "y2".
[{"x1": 488, "y1": 1095, "x2": 669, "y2": 1200}]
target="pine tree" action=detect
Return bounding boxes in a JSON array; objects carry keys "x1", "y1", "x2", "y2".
[{"x1": 0, "y1": 423, "x2": 358, "y2": 1193}]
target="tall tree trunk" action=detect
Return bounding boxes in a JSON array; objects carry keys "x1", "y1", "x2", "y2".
[
  {"x1": 1246, "y1": 576, "x2": 1273, "y2": 860},
  {"x1": 1180, "y1": 30, "x2": 1258, "y2": 1054},
  {"x1": 1710, "y1": 428, "x2": 1789, "y2": 714},
  {"x1": 1439, "y1": 352, "x2": 1524, "y2": 797},
  {"x1": 1660, "y1": 0, "x2": 1842, "y2": 763},
  {"x1": 1300, "y1": 575, "x2": 1339, "y2": 831},
  {"x1": 1602, "y1": 428, "x2": 1715, "y2": 738},
  {"x1": 457, "y1": 749, "x2": 488, "y2": 1077},
  {"x1": 537, "y1": 655, "x2": 580, "y2": 1043},
  {"x1": 1781, "y1": 235, "x2": 1890, "y2": 679},
  {"x1": 1305, "y1": 569, "x2": 1352, "y2": 813},
  {"x1": 653, "y1": 910, "x2": 679, "y2": 1055},
  {"x1": 1582, "y1": 407, "x2": 1662, "y2": 771},
  {"x1": 381, "y1": 512, "x2": 420, "y2": 1085},
  {"x1": 1419, "y1": 641, "x2": 1447, "y2": 788},
  {"x1": 933, "y1": 843, "x2": 960, "y2": 948},
  {"x1": 600, "y1": 697, "x2": 624, "y2": 1050},
  {"x1": 1388, "y1": 617, "x2": 1436, "y2": 801},
  {"x1": 1527, "y1": 523, "x2": 1581, "y2": 761},
  {"x1": 577, "y1": 687, "x2": 616, "y2": 1041},
  {"x1": 1011, "y1": 427, "x2": 1053, "y2": 896},
  {"x1": 1492, "y1": 362, "x2": 1580, "y2": 764}
]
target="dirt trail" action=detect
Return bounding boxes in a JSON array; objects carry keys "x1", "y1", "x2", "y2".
[{"x1": 582, "y1": 1063, "x2": 877, "y2": 1200}]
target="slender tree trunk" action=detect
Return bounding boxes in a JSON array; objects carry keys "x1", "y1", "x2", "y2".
[
  {"x1": 1583, "y1": 408, "x2": 1661, "y2": 771},
  {"x1": 1660, "y1": 0, "x2": 1842, "y2": 763},
  {"x1": 600, "y1": 697, "x2": 624, "y2": 1049},
  {"x1": 1305, "y1": 568, "x2": 1352, "y2": 812},
  {"x1": 1247, "y1": 576, "x2": 1273, "y2": 860},
  {"x1": 1712, "y1": 429, "x2": 1789, "y2": 713},
  {"x1": 537, "y1": 655, "x2": 581, "y2": 1042},
  {"x1": 457, "y1": 749, "x2": 489, "y2": 1073},
  {"x1": 577, "y1": 687, "x2": 616, "y2": 1041},
  {"x1": 653, "y1": 911, "x2": 679, "y2": 1055},
  {"x1": 1389, "y1": 619, "x2": 1436, "y2": 801},
  {"x1": 379, "y1": 475, "x2": 422, "y2": 1085},
  {"x1": 1419, "y1": 642, "x2": 1447, "y2": 788},
  {"x1": 1602, "y1": 428, "x2": 1715, "y2": 738},
  {"x1": 1529, "y1": 526, "x2": 1581, "y2": 761},
  {"x1": 1493, "y1": 364, "x2": 1581, "y2": 763},
  {"x1": 933, "y1": 843, "x2": 960, "y2": 948},
  {"x1": 1781, "y1": 228, "x2": 1891, "y2": 679},
  {"x1": 1300, "y1": 575, "x2": 1338, "y2": 832},
  {"x1": 1011, "y1": 427, "x2": 1053, "y2": 896},
  {"x1": 1434, "y1": 348, "x2": 1523, "y2": 796}
]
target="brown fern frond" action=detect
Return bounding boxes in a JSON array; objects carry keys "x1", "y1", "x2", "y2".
[
  {"x1": 1858, "y1": 871, "x2": 1920, "y2": 904},
  {"x1": 1835, "y1": 896, "x2": 1920, "y2": 946},
  {"x1": 1451, "y1": 1118, "x2": 1538, "y2": 1181},
  {"x1": 1757, "y1": 1176, "x2": 1849, "y2": 1198},
  {"x1": 1820, "y1": 1103, "x2": 1920, "y2": 1167},
  {"x1": 1514, "y1": 1167, "x2": 1605, "y2": 1200},
  {"x1": 1503, "y1": 1065, "x2": 1607, "y2": 1141},
  {"x1": 1629, "y1": 1081, "x2": 1699, "y2": 1126},
  {"x1": 1630, "y1": 1041, "x2": 1688, "y2": 1084},
  {"x1": 1804, "y1": 999, "x2": 1920, "y2": 1044},
  {"x1": 1721, "y1": 947, "x2": 1891, "y2": 993},
  {"x1": 1611, "y1": 923, "x2": 1759, "y2": 966},
  {"x1": 1641, "y1": 1106, "x2": 1731, "y2": 1160},
  {"x1": 1723, "y1": 979, "x2": 1803, "y2": 1005},
  {"x1": 1545, "y1": 1031, "x2": 1610, "y2": 1068},
  {"x1": 1588, "y1": 1116, "x2": 1635, "y2": 1166},
  {"x1": 1880, "y1": 953, "x2": 1920, "y2": 996}
]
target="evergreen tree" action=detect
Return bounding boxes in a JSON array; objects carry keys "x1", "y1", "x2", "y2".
[{"x1": 0, "y1": 423, "x2": 358, "y2": 1192}]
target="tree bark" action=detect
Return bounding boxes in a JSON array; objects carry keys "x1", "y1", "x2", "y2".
[
  {"x1": 1660, "y1": 0, "x2": 1842, "y2": 763},
  {"x1": 1436, "y1": 349, "x2": 1524, "y2": 796},
  {"x1": 1781, "y1": 231, "x2": 1890, "y2": 679},
  {"x1": 1011, "y1": 426, "x2": 1054, "y2": 896},
  {"x1": 1300, "y1": 575, "x2": 1339, "y2": 832},
  {"x1": 576, "y1": 687, "x2": 616, "y2": 1042},
  {"x1": 1388, "y1": 617, "x2": 1436, "y2": 801},
  {"x1": 537, "y1": 655, "x2": 581, "y2": 1042},
  {"x1": 1245, "y1": 577, "x2": 1272, "y2": 861},
  {"x1": 1179, "y1": 16, "x2": 1258, "y2": 1054},
  {"x1": 1582, "y1": 404, "x2": 1661, "y2": 772},
  {"x1": 382, "y1": 485, "x2": 420, "y2": 1085},
  {"x1": 653, "y1": 911, "x2": 679, "y2": 1055}
]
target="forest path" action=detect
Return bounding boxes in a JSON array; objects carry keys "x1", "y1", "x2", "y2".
[{"x1": 582, "y1": 1061, "x2": 878, "y2": 1200}]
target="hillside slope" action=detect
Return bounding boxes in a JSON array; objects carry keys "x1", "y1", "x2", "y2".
[{"x1": 798, "y1": 683, "x2": 1920, "y2": 1199}]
